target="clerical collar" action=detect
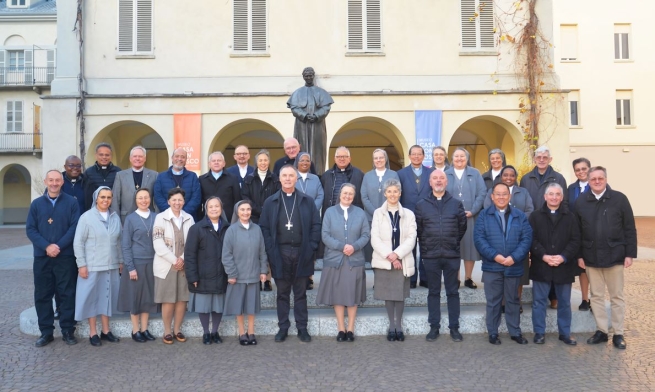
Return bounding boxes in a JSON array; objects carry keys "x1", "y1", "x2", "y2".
[
  {"x1": 497, "y1": 209, "x2": 506, "y2": 214},
  {"x1": 549, "y1": 209, "x2": 558, "y2": 214},
  {"x1": 132, "y1": 167, "x2": 144, "y2": 173},
  {"x1": 285, "y1": 191, "x2": 295, "y2": 197},
  {"x1": 172, "y1": 168, "x2": 184, "y2": 175},
  {"x1": 100, "y1": 166, "x2": 108, "y2": 170}
]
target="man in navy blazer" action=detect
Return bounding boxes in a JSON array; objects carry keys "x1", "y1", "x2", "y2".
[
  {"x1": 397, "y1": 145, "x2": 434, "y2": 288},
  {"x1": 225, "y1": 145, "x2": 254, "y2": 188}
]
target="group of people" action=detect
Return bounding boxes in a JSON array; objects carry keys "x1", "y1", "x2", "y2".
[{"x1": 27, "y1": 138, "x2": 636, "y2": 350}]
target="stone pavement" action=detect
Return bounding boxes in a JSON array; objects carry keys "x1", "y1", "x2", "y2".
[{"x1": 2, "y1": 221, "x2": 655, "y2": 390}]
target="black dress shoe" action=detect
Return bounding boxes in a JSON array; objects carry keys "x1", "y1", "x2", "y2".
[
  {"x1": 533, "y1": 333, "x2": 545, "y2": 344},
  {"x1": 579, "y1": 300, "x2": 591, "y2": 311},
  {"x1": 53, "y1": 308, "x2": 60, "y2": 321},
  {"x1": 89, "y1": 334, "x2": 102, "y2": 346},
  {"x1": 62, "y1": 331, "x2": 78, "y2": 345},
  {"x1": 386, "y1": 330, "x2": 397, "y2": 342},
  {"x1": 132, "y1": 331, "x2": 147, "y2": 343},
  {"x1": 612, "y1": 334, "x2": 626, "y2": 349},
  {"x1": 307, "y1": 278, "x2": 314, "y2": 291},
  {"x1": 274, "y1": 328, "x2": 288, "y2": 342},
  {"x1": 519, "y1": 305, "x2": 523, "y2": 314},
  {"x1": 396, "y1": 330, "x2": 405, "y2": 342},
  {"x1": 248, "y1": 334, "x2": 257, "y2": 345},
  {"x1": 202, "y1": 333, "x2": 212, "y2": 345},
  {"x1": 464, "y1": 278, "x2": 477, "y2": 289},
  {"x1": 264, "y1": 280, "x2": 273, "y2": 291},
  {"x1": 586, "y1": 330, "x2": 609, "y2": 345},
  {"x1": 559, "y1": 335, "x2": 577, "y2": 346},
  {"x1": 510, "y1": 334, "x2": 528, "y2": 345},
  {"x1": 426, "y1": 326, "x2": 439, "y2": 342},
  {"x1": 239, "y1": 334, "x2": 249, "y2": 346},
  {"x1": 419, "y1": 280, "x2": 428, "y2": 288},
  {"x1": 489, "y1": 334, "x2": 501, "y2": 345},
  {"x1": 35, "y1": 334, "x2": 54, "y2": 347},
  {"x1": 101, "y1": 331, "x2": 120, "y2": 343},
  {"x1": 211, "y1": 332, "x2": 222, "y2": 344},
  {"x1": 410, "y1": 281, "x2": 417, "y2": 289},
  {"x1": 450, "y1": 328, "x2": 463, "y2": 342},
  {"x1": 142, "y1": 330, "x2": 156, "y2": 341},
  {"x1": 336, "y1": 331, "x2": 346, "y2": 342},
  {"x1": 298, "y1": 328, "x2": 312, "y2": 342},
  {"x1": 345, "y1": 331, "x2": 355, "y2": 342}
]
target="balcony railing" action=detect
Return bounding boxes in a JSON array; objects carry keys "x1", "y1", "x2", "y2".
[
  {"x1": 0, "y1": 67, "x2": 55, "y2": 87},
  {"x1": 0, "y1": 133, "x2": 42, "y2": 152}
]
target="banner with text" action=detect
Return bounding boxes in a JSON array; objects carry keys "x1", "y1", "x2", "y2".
[
  {"x1": 415, "y1": 110, "x2": 442, "y2": 167},
  {"x1": 173, "y1": 114, "x2": 202, "y2": 174}
]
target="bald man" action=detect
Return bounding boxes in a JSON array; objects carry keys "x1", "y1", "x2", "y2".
[{"x1": 273, "y1": 137, "x2": 317, "y2": 176}]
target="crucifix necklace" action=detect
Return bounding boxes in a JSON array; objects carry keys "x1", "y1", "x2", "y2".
[
  {"x1": 282, "y1": 193, "x2": 297, "y2": 230},
  {"x1": 139, "y1": 212, "x2": 152, "y2": 237},
  {"x1": 389, "y1": 211, "x2": 399, "y2": 232}
]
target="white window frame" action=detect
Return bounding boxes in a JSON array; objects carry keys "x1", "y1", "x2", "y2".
[
  {"x1": 615, "y1": 90, "x2": 633, "y2": 127},
  {"x1": 614, "y1": 24, "x2": 631, "y2": 61},
  {"x1": 8, "y1": 0, "x2": 29, "y2": 9},
  {"x1": 8, "y1": 51, "x2": 25, "y2": 69},
  {"x1": 6, "y1": 101, "x2": 23, "y2": 133},
  {"x1": 460, "y1": 0, "x2": 495, "y2": 53},
  {"x1": 559, "y1": 25, "x2": 578, "y2": 62},
  {"x1": 568, "y1": 90, "x2": 580, "y2": 127},
  {"x1": 232, "y1": 0, "x2": 268, "y2": 54},
  {"x1": 347, "y1": 0, "x2": 383, "y2": 54},
  {"x1": 117, "y1": 0, "x2": 154, "y2": 57}
]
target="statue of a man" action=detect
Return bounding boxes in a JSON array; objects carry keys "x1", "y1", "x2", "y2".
[{"x1": 287, "y1": 67, "x2": 334, "y2": 174}]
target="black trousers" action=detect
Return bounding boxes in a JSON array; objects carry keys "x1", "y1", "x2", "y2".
[
  {"x1": 424, "y1": 258, "x2": 461, "y2": 329},
  {"x1": 33, "y1": 255, "x2": 77, "y2": 335},
  {"x1": 274, "y1": 246, "x2": 309, "y2": 330}
]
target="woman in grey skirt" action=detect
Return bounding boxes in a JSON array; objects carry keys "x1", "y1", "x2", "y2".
[
  {"x1": 317, "y1": 183, "x2": 370, "y2": 342},
  {"x1": 74, "y1": 186, "x2": 123, "y2": 347},
  {"x1": 370, "y1": 179, "x2": 417, "y2": 342},
  {"x1": 118, "y1": 188, "x2": 158, "y2": 343},
  {"x1": 445, "y1": 147, "x2": 486, "y2": 289},
  {"x1": 222, "y1": 200, "x2": 268, "y2": 346},
  {"x1": 184, "y1": 197, "x2": 230, "y2": 345}
]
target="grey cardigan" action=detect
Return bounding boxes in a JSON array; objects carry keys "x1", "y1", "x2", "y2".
[
  {"x1": 74, "y1": 208, "x2": 123, "y2": 271},
  {"x1": 321, "y1": 204, "x2": 370, "y2": 269},
  {"x1": 360, "y1": 169, "x2": 400, "y2": 221},
  {"x1": 295, "y1": 172, "x2": 324, "y2": 212},
  {"x1": 221, "y1": 221, "x2": 268, "y2": 283},
  {"x1": 121, "y1": 212, "x2": 156, "y2": 272}
]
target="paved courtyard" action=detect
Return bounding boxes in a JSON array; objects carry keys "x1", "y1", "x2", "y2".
[{"x1": 1, "y1": 219, "x2": 654, "y2": 390}]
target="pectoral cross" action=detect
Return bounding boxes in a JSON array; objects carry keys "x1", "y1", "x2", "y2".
[
  {"x1": 48, "y1": 218, "x2": 53, "y2": 224},
  {"x1": 285, "y1": 221, "x2": 293, "y2": 230},
  {"x1": 459, "y1": 192, "x2": 463, "y2": 198},
  {"x1": 415, "y1": 178, "x2": 420, "y2": 184},
  {"x1": 344, "y1": 223, "x2": 348, "y2": 230},
  {"x1": 393, "y1": 227, "x2": 397, "y2": 232},
  {"x1": 135, "y1": 184, "x2": 140, "y2": 189}
]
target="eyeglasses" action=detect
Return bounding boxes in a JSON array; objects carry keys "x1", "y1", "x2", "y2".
[
  {"x1": 66, "y1": 164, "x2": 82, "y2": 169},
  {"x1": 589, "y1": 177, "x2": 606, "y2": 182}
]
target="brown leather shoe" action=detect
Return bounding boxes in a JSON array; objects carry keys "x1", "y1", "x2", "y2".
[{"x1": 174, "y1": 332, "x2": 186, "y2": 342}]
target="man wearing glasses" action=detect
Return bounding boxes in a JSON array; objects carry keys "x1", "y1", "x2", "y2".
[
  {"x1": 320, "y1": 146, "x2": 364, "y2": 214},
  {"x1": 226, "y1": 145, "x2": 254, "y2": 188}
]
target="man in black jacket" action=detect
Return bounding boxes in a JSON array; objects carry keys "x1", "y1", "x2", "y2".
[
  {"x1": 528, "y1": 183, "x2": 580, "y2": 346},
  {"x1": 320, "y1": 146, "x2": 364, "y2": 214},
  {"x1": 199, "y1": 152, "x2": 242, "y2": 221},
  {"x1": 259, "y1": 165, "x2": 322, "y2": 343},
  {"x1": 415, "y1": 170, "x2": 467, "y2": 342},
  {"x1": 576, "y1": 166, "x2": 637, "y2": 349},
  {"x1": 83, "y1": 143, "x2": 121, "y2": 211}
]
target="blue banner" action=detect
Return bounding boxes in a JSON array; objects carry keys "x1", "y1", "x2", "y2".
[{"x1": 415, "y1": 110, "x2": 443, "y2": 167}]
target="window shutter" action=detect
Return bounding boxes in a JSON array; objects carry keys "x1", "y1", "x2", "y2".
[
  {"x1": 136, "y1": 0, "x2": 153, "y2": 52},
  {"x1": 478, "y1": 1, "x2": 494, "y2": 48},
  {"x1": 15, "y1": 101, "x2": 22, "y2": 132},
  {"x1": 46, "y1": 50, "x2": 55, "y2": 83},
  {"x1": 6, "y1": 101, "x2": 11, "y2": 132},
  {"x1": 460, "y1": 0, "x2": 476, "y2": 48},
  {"x1": 348, "y1": 0, "x2": 363, "y2": 50},
  {"x1": 0, "y1": 51, "x2": 5, "y2": 85},
  {"x1": 251, "y1": 0, "x2": 267, "y2": 51},
  {"x1": 24, "y1": 50, "x2": 33, "y2": 86},
  {"x1": 233, "y1": 0, "x2": 248, "y2": 51},
  {"x1": 118, "y1": 0, "x2": 134, "y2": 52},
  {"x1": 365, "y1": 0, "x2": 381, "y2": 50}
]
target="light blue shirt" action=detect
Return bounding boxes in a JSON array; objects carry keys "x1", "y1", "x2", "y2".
[{"x1": 211, "y1": 170, "x2": 223, "y2": 180}]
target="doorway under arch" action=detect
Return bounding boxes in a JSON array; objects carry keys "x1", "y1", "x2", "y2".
[
  {"x1": 330, "y1": 117, "x2": 406, "y2": 172},
  {"x1": 448, "y1": 115, "x2": 522, "y2": 172},
  {"x1": 0, "y1": 164, "x2": 31, "y2": 224},
  {"x1": 87, "y1": 121, "x2": 169, "y2": 172},
  {"x1": 209, "y1": 119, "x2": 285, "y2": 168}
]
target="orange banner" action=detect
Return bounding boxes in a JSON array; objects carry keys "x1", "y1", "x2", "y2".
[{"x1": 173, "y1": 114, "x2": 202, "y2": 174}]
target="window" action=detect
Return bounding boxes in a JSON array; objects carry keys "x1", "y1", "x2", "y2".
[
  {"x1": 460, "y1": 0, "x2": 495, "y2": 52},
  {"x1": 569, "y1": 90, "x2": 580, "y2": 127},
  {"x1": 117, "y1": 0, "x2": 153, "y2": 55},
  {"x1": 560, "y1": 25, "x2": 578, "y2": 61},
  {"x1": 8, "y1": 51, "x2": 25, "y2": 69},
  {"x1": 614, "y1": 24, "x2": 630, "y2": 60},
  {"x1": 6, "y1": 101, "x2": 23, "y2": 133},
  {"x1": 8, "y1": 0, "x2": 29, "y2": 8},
  {"x1": 615, "y1": 90, "x2": 632, "y2": 126},
  {"x1": 233, "y1": 0, "x2": 267, "y2": 53},
  {"x1": 347, "y1": 0, "x2": 382, "y2": 52}
]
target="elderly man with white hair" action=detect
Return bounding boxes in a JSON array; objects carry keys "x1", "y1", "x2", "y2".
[{"x1": 111, "y1": 146, "x2": 159, "y2": 223}]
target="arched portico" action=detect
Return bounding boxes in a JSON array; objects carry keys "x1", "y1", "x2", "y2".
[
  {"x1": 208, "y1": 119, "x2": 284, "y2": 167},
  {"x1": 0, "y1": 164, "x2": 31, "y2": 224}
]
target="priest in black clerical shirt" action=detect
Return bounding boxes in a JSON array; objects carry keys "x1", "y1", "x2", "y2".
[
  {"x1": 111, "y1": 146, "x2": 158, "y2": 223},
  {"x1": 259, "y1": 165, "x2": 321, "y2": 343}
]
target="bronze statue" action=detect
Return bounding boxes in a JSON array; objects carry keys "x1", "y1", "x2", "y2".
[{"x1": 287, "y1": 67, "x2": 334, "y2": 174}]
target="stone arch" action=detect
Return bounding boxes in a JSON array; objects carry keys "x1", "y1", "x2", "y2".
[
  {"x1": 87, "y1": 121, "x2": 169, "y2": 171},
  {"x1": 447, "y1": 115, "x2": 523, "y2": 172},
  {"x1": 0, "y1": 164, "x2": 31, "y2": 224},
  {"x1": 329, "y1": 117, "x2": 406, "y2": 171},
  {"x1": 208, "y1": 119, "x2": 284, "y2": 167}
]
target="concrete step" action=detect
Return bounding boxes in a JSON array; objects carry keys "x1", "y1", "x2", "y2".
[
  {"x1": 261, "y1": 270, "x2": 534, "y2": 309},
  {"x1": 20, "y1": 290, "x2": 597, "y2": 338}
]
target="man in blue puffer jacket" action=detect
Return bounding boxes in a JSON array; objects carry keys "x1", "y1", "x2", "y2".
[{"x1": 474, "y1": 183, "x2": 533, "y2": 346}]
